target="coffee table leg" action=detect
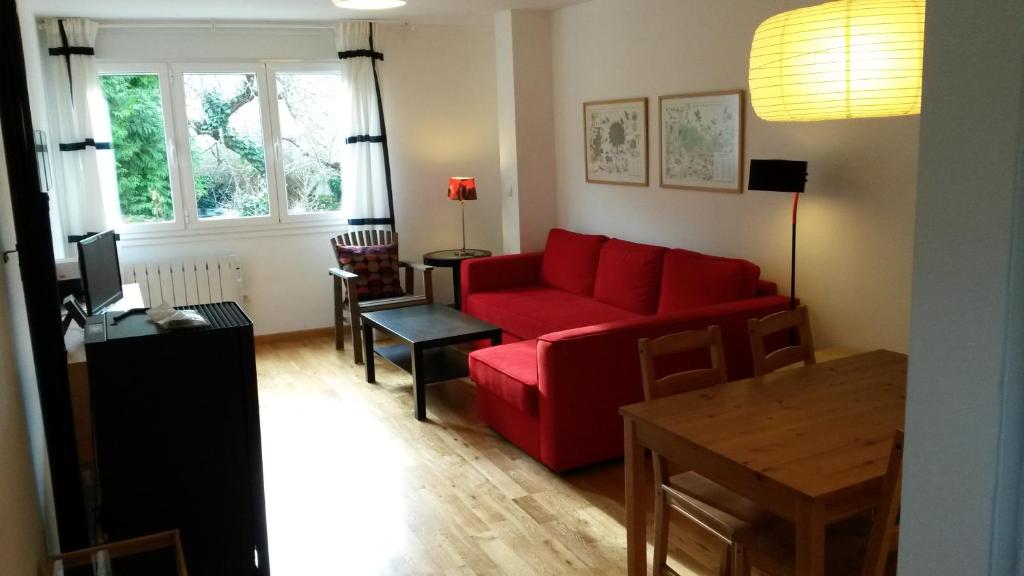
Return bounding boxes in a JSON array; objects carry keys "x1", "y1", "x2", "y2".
[
  {"x1": 363, "y1": 321, "x2": 376, "y2": 383},
  {"x1": 411, "y1": 344, "x2": 426, "y2": 420},
  {"x1": 490, "y1": 333, "x2": 502, "y2": 347}
]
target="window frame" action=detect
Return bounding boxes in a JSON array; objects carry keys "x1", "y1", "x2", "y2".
[
  {"x1": 170, "y1": 62, "x2": 282, "y2": 231},
  {"x1": 266, "y1": 62, "x2": 348, "y2": 225},
  {"x1": 96, "y1": 62, "x2": 186, "y2": 234}
]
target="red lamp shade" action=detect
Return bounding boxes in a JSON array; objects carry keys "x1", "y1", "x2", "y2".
[{"x1": 448, "y1": 177, "x2": 477, "y2": 201}]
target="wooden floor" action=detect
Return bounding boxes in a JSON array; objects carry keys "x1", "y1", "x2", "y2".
[{"x1": 256, "y1": 334, "x2": 726, "y2": 575}]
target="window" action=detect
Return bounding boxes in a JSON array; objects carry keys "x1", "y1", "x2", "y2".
[
  {"x1": 97, "y1": 62, "x2": 345, "y2": 235},
  {"x1": 272, "y1": 71, "x2": 345, "y2": 216},
  {"x1": 99, "y1": 67, "x2": 181, "y2": 229},
  {"x1": 182, "y1": 71, "x2": 272, "y2": 221}
]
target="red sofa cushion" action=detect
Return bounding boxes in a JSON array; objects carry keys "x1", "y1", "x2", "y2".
[
  {"x1": 539, "y1": 228, "x2": 607, "y2": 296},
  {"x1": 593, "y1": 239, "x2": 667, "y2": 314},
  {"x1": 464, "y1": 286, "x2": 639, "y2": 341},
  {"x1": 469, "y1": 339, "x2": 540, "y2": 416},
  {"x1": 658, "y1": 249, "x2": 761, "y2": 314}
]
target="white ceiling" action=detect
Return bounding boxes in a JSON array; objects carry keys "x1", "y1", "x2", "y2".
[{"x1": 26, "y1": 0, "x2": 587, "y2": 24}]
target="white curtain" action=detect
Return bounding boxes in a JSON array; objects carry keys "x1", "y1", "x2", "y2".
[
  {"x1": 335, "y1": 22, "x2": 394, "y2": 228},
  {"x1": 45, "y1": 18, "x2": 118, "y2": 244}
]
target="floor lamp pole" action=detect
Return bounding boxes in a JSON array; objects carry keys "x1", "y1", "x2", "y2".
[{"x1": 790, "y1": 191, "x2": 798, "y2": 310}]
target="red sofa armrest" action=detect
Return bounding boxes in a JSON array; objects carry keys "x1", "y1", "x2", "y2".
[
  {"x1": 534, "y1": 295, "x2": 790, "y2": 471},
  {"x1": 757, "y1": 279, "x2": 778, "y2": 296},
  {"x1": 461, "y1": 252, "x2": 544, "y2": 304}
]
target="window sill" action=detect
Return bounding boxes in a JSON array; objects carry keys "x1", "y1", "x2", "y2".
[{"x1": 118, "y1": 219, "x2": 348, "y2": 248}]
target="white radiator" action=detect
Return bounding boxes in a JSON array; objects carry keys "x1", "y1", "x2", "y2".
[{"x1": 120, "y1": 255, "x2": 244, "y2": 308}]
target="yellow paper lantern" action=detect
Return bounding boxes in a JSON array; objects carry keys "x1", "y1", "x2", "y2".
[{"x1": 749, "y1": 0, "x2": 926, "y2": 121}]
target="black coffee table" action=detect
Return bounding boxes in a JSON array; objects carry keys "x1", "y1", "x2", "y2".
[{"x1": 361, "y1": 304, "x2": 502, "y2": 420}]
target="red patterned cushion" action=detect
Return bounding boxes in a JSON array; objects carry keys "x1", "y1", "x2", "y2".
[{"x1": 334, "y1": 243, "x2": 405, "y2": 300}]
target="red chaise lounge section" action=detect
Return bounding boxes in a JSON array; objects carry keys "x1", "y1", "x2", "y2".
[{"x1": 464, "y1": 228, "x2": 790, "y2": 471}]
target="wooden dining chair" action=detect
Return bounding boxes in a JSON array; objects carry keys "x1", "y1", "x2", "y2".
[
  {"x1": 329, "y1": 229, "x2": 434, "y2": 364},
  {"x1": 638, "y1": 326, "x2": 770, "y2": 576},
  {"x1": 49, "y1": 530, "x2": 188, "y2": 576},
  {"x1": 747, "y1": 305, "x2": 816, "y2": 376},
  {"x1": 733, "y1": 429, "x2": 904, "y2": 576}
]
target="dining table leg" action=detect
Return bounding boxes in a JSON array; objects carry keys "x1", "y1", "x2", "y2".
[
  {"x1": 795, "y1": 498, "x2": 826, "y2": 576},
  {"x1": 624, "y1": 418, "x2": 646, "y2": 576}
]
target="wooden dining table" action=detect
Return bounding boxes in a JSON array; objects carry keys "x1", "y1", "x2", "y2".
[{"x1": 620, "y1": 349, "x2": 907, "y2": 576}]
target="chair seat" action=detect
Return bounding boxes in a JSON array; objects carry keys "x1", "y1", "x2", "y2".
[
  {"x1": 734, "y1": 516, "x2": 897, "y2": 576},
  {"x1": 665, "y1": 472, "x2": 771, "y2": 540}
]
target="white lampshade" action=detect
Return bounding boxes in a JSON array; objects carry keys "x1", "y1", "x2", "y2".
[
  {"x1": 333, "y1": 0, "x2": 406, "y2": 9},
  {"x1": 749, "y1": 0, "x2": 926, "y2": 122}
]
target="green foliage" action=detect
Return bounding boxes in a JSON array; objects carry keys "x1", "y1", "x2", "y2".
[{"x1": 101, "y1": 74, "x2": 173, "y2": 223}]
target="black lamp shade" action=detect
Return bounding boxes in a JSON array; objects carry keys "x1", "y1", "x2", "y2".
[{"x1": 748, "y1": 159, "x2": 808, "y2": 193}]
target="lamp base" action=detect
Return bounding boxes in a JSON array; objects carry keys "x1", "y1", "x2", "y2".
[{"x1": 452, "y1": 249, "x2": 475, "y2": 257}]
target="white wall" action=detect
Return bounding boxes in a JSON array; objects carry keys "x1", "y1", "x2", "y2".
[
  {"x1": 0, "y1": 124, "x2": 48, "y2": 576},
  {"x1": 95, "y1": 23, "x2": 502, "y2": 335},
  {"x1": 900, "y1": 0, "x2": 1024, "y2": 573},
  {"x1": 494, "y1": 10, "x2": 558, "y2": 253},
  {"x1": 550, "y1": 0, "x2": 919, "y2": 351}
]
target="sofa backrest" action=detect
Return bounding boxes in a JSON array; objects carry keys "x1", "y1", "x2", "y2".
[
  {"x1": 593, "y1": 238, "x2": 667, "y2": 314},
  {"x1": 539, "y1": 228, "x2": 608, "y2": 296},
  {"x1": 539, "y1": 228, "x2": 762, "y2": 315},
  {"x1": 657, "y1": 248, "x2": 761, "y2": 314}
]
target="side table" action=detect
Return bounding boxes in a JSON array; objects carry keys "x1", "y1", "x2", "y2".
[{"x1": 422, "y1": 249, "x2": 491, "y2": 310}]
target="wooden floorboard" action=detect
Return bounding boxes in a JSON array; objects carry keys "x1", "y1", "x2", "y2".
[{"x1": 256, "y1": 335, "x2": 728, "y2": 575}]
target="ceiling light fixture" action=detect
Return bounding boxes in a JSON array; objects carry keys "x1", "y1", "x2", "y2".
[
  {"x1": 749, "y1": 0, "x2": 926, "y2": 122},
  {"x1": 333, "y1": 0, "x2": 407, "y2": 9}
]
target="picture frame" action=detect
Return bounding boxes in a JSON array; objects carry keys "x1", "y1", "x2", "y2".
[
  {"x1": 659, "y1": 90, "x2": 744, "y2": 192},
  {"x1": 583, "y1": 97, "x2": 648, "y2": 186}
]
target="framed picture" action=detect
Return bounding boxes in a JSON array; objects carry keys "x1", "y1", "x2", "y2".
[
  {"x1": 659, "y1": 90, "x2": 744, "y2": 192},
  {"x1": 583, "y1": 98, "x2": 648, "y2": 186}
]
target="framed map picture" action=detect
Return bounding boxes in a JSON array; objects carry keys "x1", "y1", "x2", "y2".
[
  {"x1": 583, "y1": 98, "x2": 648, "y2": 186},
  {"x1": 660, "y1": 90, "x2": 744, "y2": 192}
]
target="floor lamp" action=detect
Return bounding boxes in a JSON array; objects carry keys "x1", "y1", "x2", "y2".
[{"x1": 748, "y1": 159, "x2": 808, "y2": 310}]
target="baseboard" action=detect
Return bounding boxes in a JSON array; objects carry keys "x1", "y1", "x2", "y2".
[{"x1": 254, "y1": 326, "x2": 334, "y2": 344}]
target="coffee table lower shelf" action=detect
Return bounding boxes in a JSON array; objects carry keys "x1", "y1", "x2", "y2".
[
  {"x1": 360, "y1": 304, "x2": 502, "y2": 421},
  {"x1": 373, "y1": 344, "x2": 470, "y2": 383}
]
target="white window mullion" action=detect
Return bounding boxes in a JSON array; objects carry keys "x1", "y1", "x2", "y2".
[
  {"x1": 168, "y1": 64, "x2": 198, "y2": 230},
  {"x1": 259, "y1": 64, "x2": 288, "y2": 225}
]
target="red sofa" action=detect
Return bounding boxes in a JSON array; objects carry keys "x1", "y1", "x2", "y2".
[{"x1": 463, "y1": 228, "x2": 790, "y2": 472}]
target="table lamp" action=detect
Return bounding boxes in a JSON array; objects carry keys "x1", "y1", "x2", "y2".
[
  {"x1": 748, "y1": 160, "x2": 808, "y2": 310},
  {"x1": 448, "y1": 177, "x2": 477, "y2": 256}
]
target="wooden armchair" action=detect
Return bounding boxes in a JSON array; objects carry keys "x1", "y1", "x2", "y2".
[{"x1": 329, "y1": 230, "x2": 434, "y2": 364}]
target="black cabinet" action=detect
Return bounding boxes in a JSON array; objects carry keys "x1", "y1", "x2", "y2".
[{"x1": 85, "y1": 302, "x2": 269, "y2": 575}]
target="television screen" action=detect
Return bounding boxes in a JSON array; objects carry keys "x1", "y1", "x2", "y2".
[{"x1": 78, "y1": 230, "x2": 123, "y2": 315}]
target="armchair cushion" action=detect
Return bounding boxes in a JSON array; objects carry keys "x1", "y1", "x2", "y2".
[
  {"x1": 539, "y1": 228, "x2": 607, "y2": 296},
  {"x1": 333, "y1": 243, "x2": 405, "y2": 300},
  {"x1": 658, "y1": 249, "x2": 760, "y2": 314},
  {"x1": 593, "y1": 238, "x2": 667, "y2": 314}
]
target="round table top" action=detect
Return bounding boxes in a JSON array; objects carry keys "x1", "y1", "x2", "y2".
[{"x1": 423, "y1": 249, "x2": 492, "y2": 263}]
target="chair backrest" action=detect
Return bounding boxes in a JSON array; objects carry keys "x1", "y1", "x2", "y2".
[
  {"x1": 638, "y1": 326, "x2": 728, "y2": 401},
  {"x1": 747, "y1": 305, "x2": 816, "y2": 376},
  {"x1": 332, "y1": 229, "x2": 397, "y2": 250},
  {"x1": 862, "y1": 429, "x2": 904, "y2": 576}
]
